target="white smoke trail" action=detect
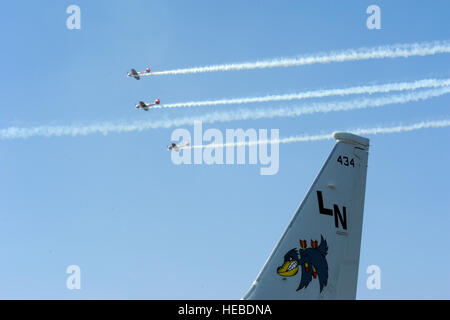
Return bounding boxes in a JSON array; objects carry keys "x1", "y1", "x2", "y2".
[
  {"x1": 189, "y1": 119, "x2": 450, "y2": 150},
  {"x1": 140, "y1": 40, "x2": 450, "y2": 76},
  {"x1": 1, "y1": 87, "x2": 449, "y2": 140},
  {"x1": 158, "y1": 78, "x2": 450, "y2": 109}
]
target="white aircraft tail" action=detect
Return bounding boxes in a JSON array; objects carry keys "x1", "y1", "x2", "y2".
[{"x1": 243, "y1": 132, "x2": 370, "y2": 300}]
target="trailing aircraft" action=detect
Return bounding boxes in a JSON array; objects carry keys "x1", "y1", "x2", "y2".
[
  {"x1": 135, "y1": 99, "x2": 161, "y2": 111},
  {"x1": 167, "y1": 141, "x2": 190, "y2": 152}
]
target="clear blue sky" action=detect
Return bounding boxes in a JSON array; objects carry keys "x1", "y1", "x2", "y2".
[{"x1": 0, "y1": 0, "x2": 449, "y2": 299}]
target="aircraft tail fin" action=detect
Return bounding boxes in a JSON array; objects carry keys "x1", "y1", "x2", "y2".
[{"x1": 243, "y1": 132, "x2": 370, "y2": 300}]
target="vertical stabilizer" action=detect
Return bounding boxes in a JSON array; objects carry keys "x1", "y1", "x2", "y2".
[{"x1": 243, "y1": 132, "x2": 369, "y2": 300}]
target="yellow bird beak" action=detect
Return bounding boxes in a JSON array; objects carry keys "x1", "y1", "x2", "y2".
[{"x1": 277, "y1": 260, "x2": 299, "y2": 277}]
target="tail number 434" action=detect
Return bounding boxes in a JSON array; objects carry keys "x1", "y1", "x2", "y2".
[{"x1": 337, "y1": 155, "x2": 355, "y2": 167}]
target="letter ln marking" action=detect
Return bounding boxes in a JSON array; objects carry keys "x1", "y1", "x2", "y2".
[{"x1": 317, "y1": 191, "x2": 347, "y2": 230}]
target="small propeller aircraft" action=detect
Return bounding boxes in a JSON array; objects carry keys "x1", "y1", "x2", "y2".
[
  {"x1": 127, "y1": 67, "x2": 151, "y2": 80},
  {"x1": 135, "y1": 99, "x2": 161, "y2": 111},
  {"x1": 167, "y1": 141, "x2": 190, "y2": 152}
]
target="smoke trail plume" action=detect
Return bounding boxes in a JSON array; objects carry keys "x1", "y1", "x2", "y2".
[
  {"x1": 189, "y1": 119, "x2": 450, "y2": 150},
  {"x1": 1, "y1": 87, "x2": 449, "y2": 140},
  {"x1": 158, "y1": 78, "x2": 450, "y2": 109},
  {"x1": 139, "y1": 40, "x2": 450, "y2": 76}
]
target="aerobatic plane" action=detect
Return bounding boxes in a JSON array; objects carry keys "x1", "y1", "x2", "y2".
[
  {"x1": 167, "y1": 141, "x2": 190, "y2": 152},
  {"x1": 135, "y1": 99, "x2": 161, "y2": 111},
  {"x1": 127, "y1": 67, "x2": 151, "y2": 80},
  {"x1": 243, "y1": 132, "x2": 370, "y2": 300}
]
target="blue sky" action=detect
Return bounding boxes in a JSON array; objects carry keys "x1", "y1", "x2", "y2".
[{"x1": 0, "y1": 0, "x2": 449, "y2": 299}]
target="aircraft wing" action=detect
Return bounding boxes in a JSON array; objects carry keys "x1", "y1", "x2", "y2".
[
  {"x1": 138, "y1": 101, "x2": 149, "y2": 111},
  {"x1": 129, "y1": 68, "x2": 140, "y2": 80}
]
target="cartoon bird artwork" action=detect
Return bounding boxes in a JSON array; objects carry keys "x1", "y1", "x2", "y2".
[{"x1": 277, "y1": 235, "x2": 329, "y2": 293}]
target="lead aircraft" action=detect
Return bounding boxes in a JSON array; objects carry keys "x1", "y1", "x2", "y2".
[
  {"x1": 243, "y1": 132, "x2": 370, "y2": 300},
  {"x1": 127, "y1": 67, "x2": 151, "y2": 80}
]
